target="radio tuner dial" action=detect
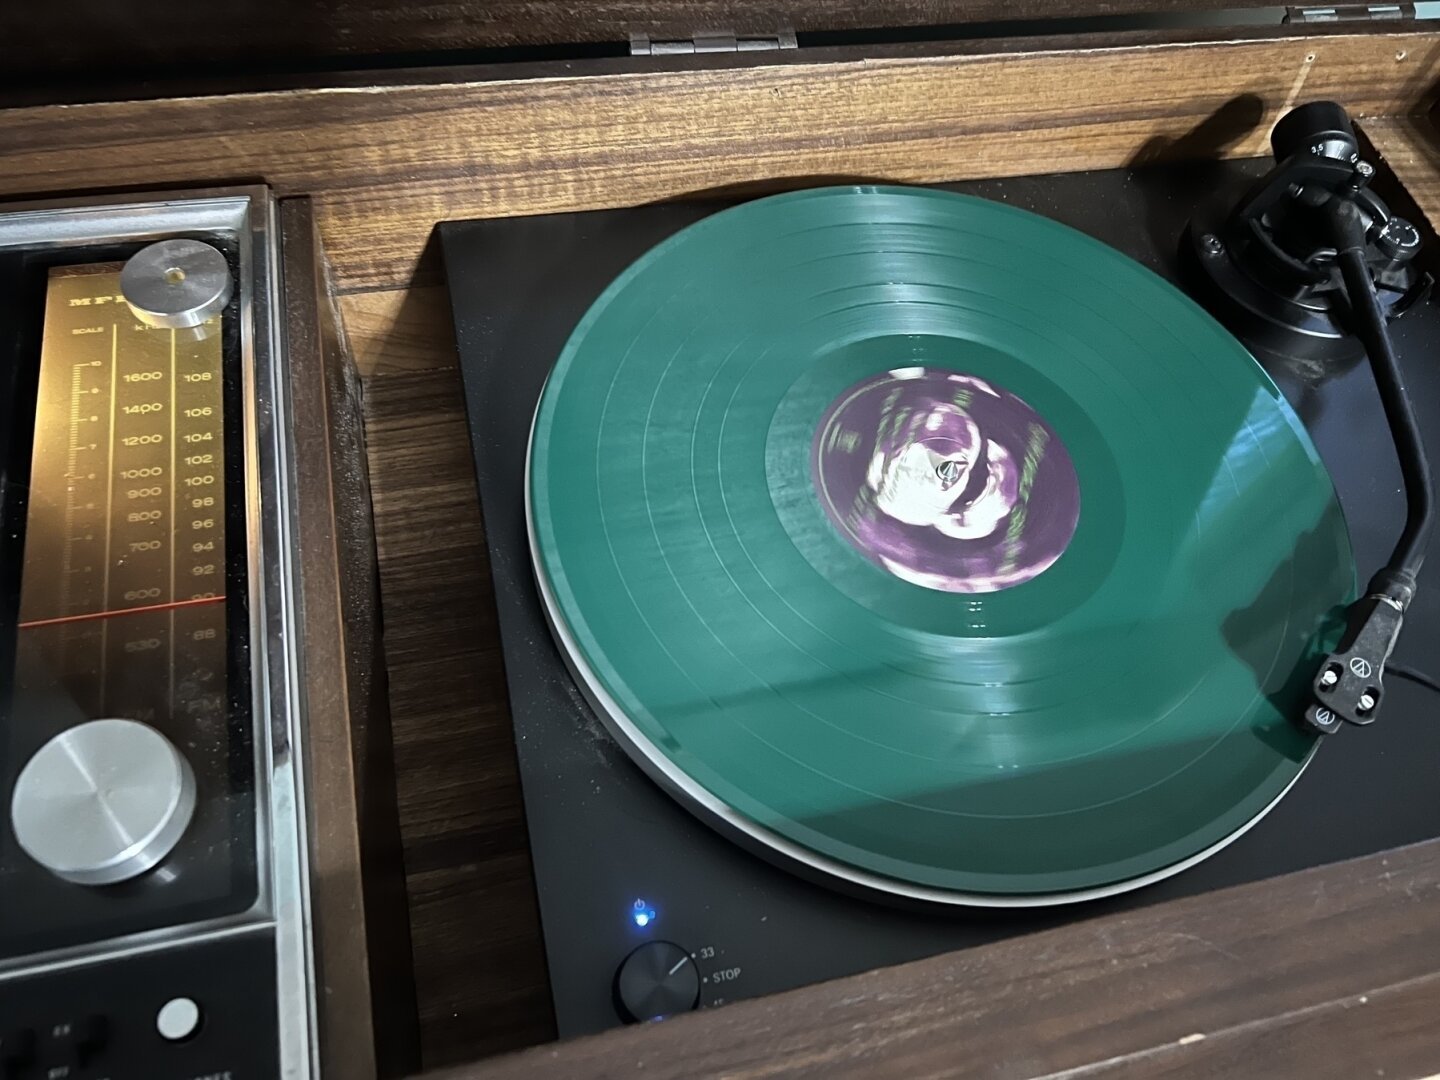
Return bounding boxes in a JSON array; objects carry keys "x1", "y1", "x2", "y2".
[
  {"x1": 121, "y1": 238, "x2": 232, "y2": 329},
  {"x1": 615, "y1": 941, "x2": 701, "y2": 1023},
  {"x1": 9, "y1": 719, "x2": 196, "y2": 886}
]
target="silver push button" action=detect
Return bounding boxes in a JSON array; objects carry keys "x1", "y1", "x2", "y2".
[{"x1": 155, "y1": 997, "x2": 202, "y2": 1041}]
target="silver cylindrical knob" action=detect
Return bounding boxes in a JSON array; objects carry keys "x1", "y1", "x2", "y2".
[
  {"x1": 10, "y1": 719, "x2": 196, "y2": 886},
  {"x1": 121, "y1": 239, "x2": 232, "y2": 329}
]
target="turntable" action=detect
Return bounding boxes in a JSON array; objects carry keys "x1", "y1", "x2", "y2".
[
  {"x1": 9, "y1": 5, "x2": 1440, "y2": 1074},
  {"x1": 441, "y1": 101, "x2": 1440, "y2": 1036}
]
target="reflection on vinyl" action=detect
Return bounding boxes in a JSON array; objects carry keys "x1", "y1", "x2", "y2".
[{"x1": 527, "y1": 186, "x2": 1353, "y2": 903}]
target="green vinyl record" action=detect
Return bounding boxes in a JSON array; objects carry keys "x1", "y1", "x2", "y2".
[{"x1": 528, "y1": 185, "x2": 1353, "y2": 903}]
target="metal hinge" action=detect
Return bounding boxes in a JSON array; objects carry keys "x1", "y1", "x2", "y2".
[
  {"x1": 629, "y1": 29, "x2": 798, "y2": 55},
  {"x1": 1285, "y1": 3, "x2": 1414, "y2": 21}
]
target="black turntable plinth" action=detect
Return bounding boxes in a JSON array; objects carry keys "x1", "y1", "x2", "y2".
[{"x1": 440, "y1": 158, "x2": 1440, "y2": 1037}]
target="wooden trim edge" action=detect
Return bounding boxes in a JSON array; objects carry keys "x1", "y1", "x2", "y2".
[
  {"x1": 4, "y1": 31, "x2": 1440, "y2": 295},
  {"x1": 430, "y1": 839, "x2": 1440, "y2": 1079},
  {"x1": 281, "y1": 196, "x2": 422, "y2": 1078}
]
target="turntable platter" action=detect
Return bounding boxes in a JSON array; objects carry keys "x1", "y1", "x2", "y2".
[{"x1": 527, "y1": 185, "x2": 1353, "y2": 903}]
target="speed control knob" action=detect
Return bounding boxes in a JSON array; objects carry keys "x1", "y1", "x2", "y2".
[
  {"x1": 10, "y1": 719, "x2": 196, "y2": 886},
  {"x1": 615, "y1": 941, "x2": 700, "y2": 1023}
]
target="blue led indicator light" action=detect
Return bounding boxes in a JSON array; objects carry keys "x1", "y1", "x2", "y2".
[{"x1": 631, "y1": 898, "x2": 657, "y2": 927}]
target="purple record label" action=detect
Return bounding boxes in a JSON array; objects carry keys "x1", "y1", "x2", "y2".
[{"x1": 812, "y1": 368, "x2": 1080, "y2": 593}]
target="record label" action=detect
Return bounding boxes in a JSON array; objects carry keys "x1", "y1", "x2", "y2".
[{"x1": 811, "y1": 366, "x2": 1080, "y2": 593}]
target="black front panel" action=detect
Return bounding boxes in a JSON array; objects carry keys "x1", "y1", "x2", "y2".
[
  {"x1": 0, "y1": 220, "x2": 277, "y2": 1080},
  {"x1": 0, "y1": 244, "x2": 256, "y2": 959},
  {"x1": 0, "y1": 931, "x2": 279, "y2": 1080},
  {"x1": 442, "y1": 159, "x2": 1440, "y2": 1036}
]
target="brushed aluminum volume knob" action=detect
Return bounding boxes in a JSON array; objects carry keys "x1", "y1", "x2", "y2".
[{"x1": 10, "y1": 719, "x2": 196, "y2": 886}]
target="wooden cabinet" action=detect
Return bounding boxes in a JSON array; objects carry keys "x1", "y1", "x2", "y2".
[{"x1": 4, "y1": 10, "x2": 1438, "y2": 1077}]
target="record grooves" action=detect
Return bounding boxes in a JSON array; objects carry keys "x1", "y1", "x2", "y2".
[{"x1": 528, "y1": 186, "x2": 1350, "y2": 901}]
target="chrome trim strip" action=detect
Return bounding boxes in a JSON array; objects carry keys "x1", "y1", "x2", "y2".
[
  {"x1": 0, "y1": 192, "x2": 255, "y2": 251},
  {"x1": 0, "y1": 921, "x2": 275, "y2": 982}
]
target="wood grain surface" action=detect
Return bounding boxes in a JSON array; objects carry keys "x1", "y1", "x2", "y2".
[
  {"x1": 1367, "y1": 113, "x2": 1440, "y2": 228},
  {"x1": 335, "y1": 108, "x2": 1440, "y2": 384},
  {"x1": 0, "y1": 22, "x2": 1416, "y2": 112},
  {"x1": 340, "y1": 288, "x2": 456, "y2": 378},
  {"x1": 361, "y1": 358, "x2": 556, "y2": 1067},
  {"x1": 434, "y1": 839, "x2": 1440, "y2": 1079},
  {"x1": 2, "y1": 31, "x2": 1438, "y2": 295}
]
